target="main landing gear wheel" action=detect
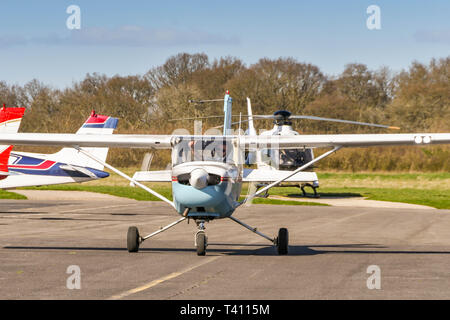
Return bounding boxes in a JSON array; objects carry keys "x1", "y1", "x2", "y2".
[
  {"x1": 127, "y1": 226, "x2": 141, "y2": 253},
  {"x1": 196, "y1": 231, "x2": 207, "y2": 256},
  {"x1": 276, "y1": 228, "x2": 289, "y2": 255}
]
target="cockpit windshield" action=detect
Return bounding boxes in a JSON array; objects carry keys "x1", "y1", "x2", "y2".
[
  {"x1": 172, "y1": 137, "x2": 235, "y2": 166},
  {"x1": 261, "y1": 148, "x2": 314, "y2": 170}
]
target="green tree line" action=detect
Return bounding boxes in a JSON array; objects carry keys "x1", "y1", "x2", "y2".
[{"x1": 1, "y1": 53, "x2": 449, "y2": 171}]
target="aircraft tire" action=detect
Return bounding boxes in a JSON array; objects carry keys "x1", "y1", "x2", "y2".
[
  {"x1": 196, "y1": 231, "x2": 206, "y2": 256},
  {"x1": 127, "y1": 226, "x2": 140, "y2": 253},
  {"x1": 277, "y1": 228, "x2": 289, "y2": 255}
]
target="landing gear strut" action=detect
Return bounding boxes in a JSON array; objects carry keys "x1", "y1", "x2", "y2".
[
  {"x1": 229, "y1": 216, "x2": 289, "y2": 255},
  {"x1": 300, "y1": 183, "x2": 320, "y2": 198},
  {"x1": 126, "y1": 217, "x2": 210, "y2": 255},
  {"x1": 126, "y1": 217, "x2": 187, "y2": 253}
]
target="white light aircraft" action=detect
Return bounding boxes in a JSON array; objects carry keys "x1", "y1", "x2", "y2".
[
  {"x1": 0, "y1": 109, "x2": 118, "y2": 188},
  {"x1": 0, "y1": 92, "x2": 449, "y2": 255}
]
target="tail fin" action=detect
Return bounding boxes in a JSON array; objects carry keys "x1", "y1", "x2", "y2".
[
  {"x1": 0, "y1": 106, "x2": 25, "y2": 134},
  {"x1": 50, "y1": 111, "x2": 118, "y2": 170},
  {"x1": 0, "y1": 107, "x2": 25, "y2": 178},
  {"x1": 245, "y1": 98, "x2": 263, "y2": 166},
  {"x1": 223, "y1": 90, "x2": 233, "y2": 135},
  {"x1": 246, "y1": 97, "x2": 256, "y2": 136},
  {"x1": 0, "y1": 145, "x2": 13, "y2": 179},
  {"x1": 75, "y1": 110, "x2": 118, "y2": 134}
]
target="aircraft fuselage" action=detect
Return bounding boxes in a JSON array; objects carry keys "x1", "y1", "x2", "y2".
[{"x1": 171, "y1": 161, "x2": 242, "y2": 220}]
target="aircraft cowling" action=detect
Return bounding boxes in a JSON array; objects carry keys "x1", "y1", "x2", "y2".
[{"x1": 189, "y1": 168, "x2": 209, "y2": 189}]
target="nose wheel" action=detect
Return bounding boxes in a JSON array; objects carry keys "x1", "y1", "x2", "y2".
[
  {"x1": 195, "y1": 220, "x2": 208, "y2": 256},
  {"x1": 195, "y1": 231, "x2": 207, "y2": 256}
]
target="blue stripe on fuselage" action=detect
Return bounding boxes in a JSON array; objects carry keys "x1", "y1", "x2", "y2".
[
  {"x1": 11, "y1": 154, "x2": 43, "y2": 165},
  {"x1": 8, "y1": 154, "x2": 109, "y2": 178}
]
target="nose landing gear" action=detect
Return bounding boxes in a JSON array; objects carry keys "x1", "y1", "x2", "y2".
[
  {"x1": 195, "y1": 220, "x2": 208, "y2": 256},
  {"x1": 126, "y1": 216, "x2": 288, "y2": 255}
]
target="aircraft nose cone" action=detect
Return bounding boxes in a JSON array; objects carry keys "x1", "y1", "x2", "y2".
[{"x1": 189, "y1": 168, "x2": 209, "y2": 189}]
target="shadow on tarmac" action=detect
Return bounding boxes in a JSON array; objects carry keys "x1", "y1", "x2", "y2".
[{"x1": 4, "y1": 243, "x2": 450, "y2": 256}]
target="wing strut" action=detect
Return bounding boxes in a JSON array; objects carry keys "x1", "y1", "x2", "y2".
[
  {"x1": 239, "y1": 146, "x2": 342, "y2": 207},
  {"x1": 74, "y1": 147, "x2": 175, "y2": 209}
]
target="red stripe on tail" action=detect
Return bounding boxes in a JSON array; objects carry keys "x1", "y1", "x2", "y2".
[
  {"x1": 0, "y1": 145, "x2": 13, "y2": 180},
  {"x1": 0, "y1": 107, "x2": 25, "y2": 123},
  {"x1": 85, "y1": 110, "x2": 109, "y2": 124}
]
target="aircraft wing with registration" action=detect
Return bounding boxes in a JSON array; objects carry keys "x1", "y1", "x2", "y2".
[{"x1": 0, "y1": 133, "x2": 449, "y2": 149}]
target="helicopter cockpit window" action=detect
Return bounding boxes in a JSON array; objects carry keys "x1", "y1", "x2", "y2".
[
  {"x1": 260, "y1": 148, "x2": 314, "y2": 170},
  {"x1": 278, "y1": 149, "x2": 314, "y2": 170},
  {"x1": 172, "y1": 138, "x2": 234, "y2": 166}
]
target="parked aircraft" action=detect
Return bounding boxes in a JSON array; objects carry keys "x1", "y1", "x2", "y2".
[
  {"x1": 0, "y1": 108, "x2": 118, "y2": 188},
  {"x1": 0, "y1": 106, "x2": 25, "y2": 180},
  {"x1": 0, "y1": 93, "x2": 449, "y2": 256}
]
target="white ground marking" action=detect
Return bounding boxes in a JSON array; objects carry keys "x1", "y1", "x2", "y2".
[{"x1": 107, "y1": 256, "x2": 221, "y2": 300}]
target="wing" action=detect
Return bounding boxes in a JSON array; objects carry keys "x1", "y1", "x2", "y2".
[
  {"x1": 239, "y1": 133, "x2": 450, "y2": 149},
  {"x1": 1, "y1": 132, "x2": 449, "y2": 149},
  {"x1": 0, "y1": 133, "x2": 173, "y2": 149}
]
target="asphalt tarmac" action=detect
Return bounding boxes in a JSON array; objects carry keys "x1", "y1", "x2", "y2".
[{"x1": 1, "y1": 198, "x2": 449, "y2": 300}]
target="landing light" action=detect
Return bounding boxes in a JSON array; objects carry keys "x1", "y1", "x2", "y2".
[
  {"x1": 414, "y1": 136, "x2": 423, "y2": 144},
  {"x1": 414, "y1": 135, "x2": 432, "y2": 144}
]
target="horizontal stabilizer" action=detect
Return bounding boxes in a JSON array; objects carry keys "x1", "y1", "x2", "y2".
[
  {"x1": 131, "y1": 170, "x2": 172, "y2": 183},
  {"x1": 59, "y1": 164, "x2": 99, "y2": 179},
  {"x1": 243, "y1": 168, "x2": 318, "y2": 183}
]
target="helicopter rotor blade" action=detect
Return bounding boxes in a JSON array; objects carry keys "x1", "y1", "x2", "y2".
[
  {"x1": 169, "y1": 115, "x2": 227, "y2": 122},
  {"x1": 170, "y1": 113, "x2": 400, "y2": 130},
  {"x1": 212, "y1": 119, "x2": 252, "y2": 129},
  {"x1": 170, "y1": 115, "x2": 259, "y2": 122},
  {"x1": 245, "y1": 114, "x2": 400, "y2": 129},
  {"x1": 288, "y1": 115, "x2": 400, "y2": 130}
]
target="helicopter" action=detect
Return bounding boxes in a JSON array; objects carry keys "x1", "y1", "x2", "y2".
[{"x1": 244, "y1": 99, "x2": 400, "y2": 198}]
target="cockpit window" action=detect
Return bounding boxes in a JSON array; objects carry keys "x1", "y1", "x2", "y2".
[
  {"x1": 172, "y1": 137, "x2": 234, "y2": 166},
  {"x1": 261, "y1": 148, "x2": 314, "y2": 170}
]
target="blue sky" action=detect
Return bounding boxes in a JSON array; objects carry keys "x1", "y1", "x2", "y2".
[{"x1": 0, "y1": 0, "x2": 449, "y2": 88}]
